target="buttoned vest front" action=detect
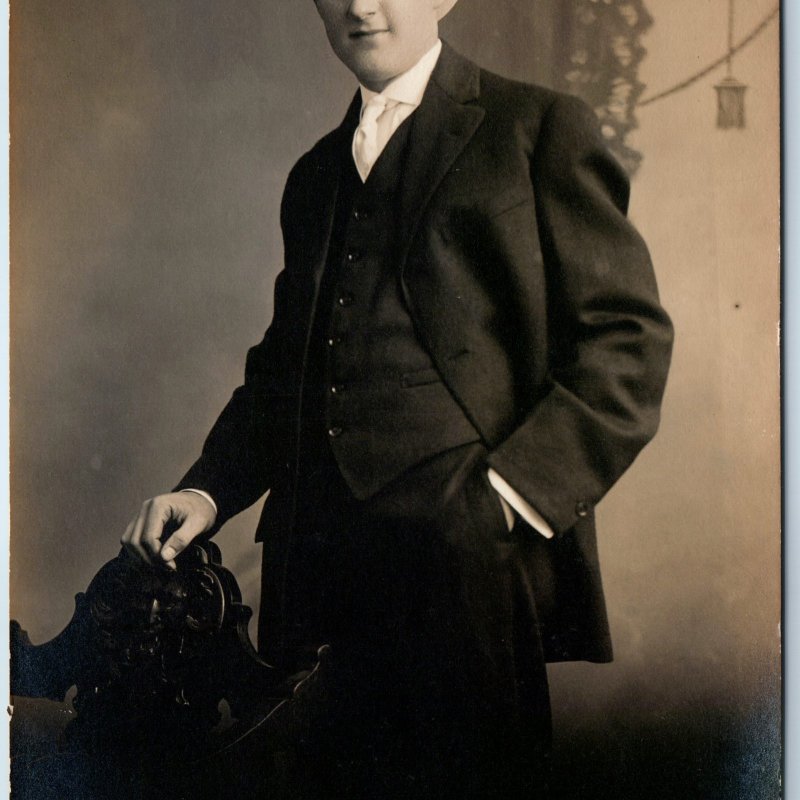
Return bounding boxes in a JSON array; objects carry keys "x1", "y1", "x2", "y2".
[{"x1": 299, "y1": 111, "x2": 479, "y2": 501}]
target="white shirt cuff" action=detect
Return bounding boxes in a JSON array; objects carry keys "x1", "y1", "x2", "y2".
[
  {"x1": 486, "y1": 468, "x2": 554, "y2": 539},
  {"x1": 180, "y1": 488, "x2": 218, "y2": 515}
]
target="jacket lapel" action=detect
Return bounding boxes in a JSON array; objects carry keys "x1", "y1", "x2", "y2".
[
  {"x1": 305, "y1": 92, "x2": 361, "y2": 295},
  {"x1": 397, "y1": 43, "x2": 485, "y2": 267},
  {"x1": 295, "y1": 95, "x2": 360, "y2": 384},
  {"x1": 303, "y1": 44, "x2": 485, "y2": 295}
]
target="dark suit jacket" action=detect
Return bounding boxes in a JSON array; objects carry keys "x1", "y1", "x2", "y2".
[{"x1": 178, "y1": 43, "x2": 673, "y2": 663}]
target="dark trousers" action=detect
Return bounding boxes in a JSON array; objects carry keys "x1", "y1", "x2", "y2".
[{"x1": 261, "y1": 442, "x2": 552, "y2": 799}]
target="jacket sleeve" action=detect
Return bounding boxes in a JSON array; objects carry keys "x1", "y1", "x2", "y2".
[{"x1": 486, "y1": 94, "x2": 673, "y2": 536}]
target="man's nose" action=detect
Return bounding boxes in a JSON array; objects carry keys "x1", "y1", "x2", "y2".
[{"x1": 347, "y1": 0, "x2": 379, "y2": 20}]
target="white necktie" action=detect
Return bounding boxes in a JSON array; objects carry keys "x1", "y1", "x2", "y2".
[{"x1": 352, "y1": 95, "x2": 390, "y2": 182}]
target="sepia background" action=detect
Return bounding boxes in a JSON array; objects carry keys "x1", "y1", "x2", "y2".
[{"x1": 10, "y1": 0, "x2": 781, "y2": 796}]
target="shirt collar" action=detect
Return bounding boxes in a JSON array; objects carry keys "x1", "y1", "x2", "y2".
[{"x1": 359, "y1": 39, "x2": 442, "y2": 110}]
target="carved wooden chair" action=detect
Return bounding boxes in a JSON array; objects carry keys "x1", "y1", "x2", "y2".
[{"x1": 10, "y1": 543, "x2": 330, "y2": 800}]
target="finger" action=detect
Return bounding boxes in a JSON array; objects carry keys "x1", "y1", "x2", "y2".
[
  {"x1": 120, "y1": 519, "x2": 134, "y2": 545},
  {"x1": 123, "y1": 510, "x2": 152, "y2": 564},
  {"x1": 132, "y1": 505, "x2": 156, "y2": 563},
  {"x1": 160, "y1": 515, "x2": 207, "y2": 563},
  {"x1": 141, "y1": 500, "x2": 170, "y2": 560},
  {"x1": 120, "y1": 520, "x2": 139, "y2": 559}
]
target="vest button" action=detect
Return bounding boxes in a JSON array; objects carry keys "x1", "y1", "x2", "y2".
[
  {"x1": 327, "y1": 336, "x2": 340, "y2": 348},
  {"x1": 338, "y1": 293, "x2": 354, "y2": 307},
  {"x1": 330, "y1": 384, "x2": 344, "y2": 395},
  {"x1": 346, "y1": 251, "x2": 361, "y2": 265},
  {"x1": 575, "y1": 500, "x2": 591, "y2": 518},
  {"x1": 352, "y1": 208, "x2": 369, "y2": 221},
  {"x1": 328, "y1": 426, "x2": 343, "y2": 438}
]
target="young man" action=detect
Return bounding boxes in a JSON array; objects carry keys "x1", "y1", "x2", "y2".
[{"x1": 122, "y1": 0, "x2": 673, "y2": 796}]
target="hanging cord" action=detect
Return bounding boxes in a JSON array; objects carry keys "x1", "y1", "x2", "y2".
[{"x1": 637, "y1": 5, "x2": 778, "y2": 107}]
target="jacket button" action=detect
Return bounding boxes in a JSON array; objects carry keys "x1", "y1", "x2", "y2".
[
  {"x1": 326, "y1": 336, "x2": 340, "y2": 348},
  {"x1": 575, "y1": 500, "x2": 590, "y2": 518},
  {"x1": 328, "y1": 426, "x2": 343, "y2": 438},
  {"x1": 330, "y1": 384, "x2": 344, "y2": 395},
  {"x1": 352, "y1": 208, "x2": 368, "y2": 222},
  {"x1": 338, "y1": 293, "x2": 354, "y2": 307},
  {"x1": 346, "y1": 251, "x2": 361, "y2": 264}
]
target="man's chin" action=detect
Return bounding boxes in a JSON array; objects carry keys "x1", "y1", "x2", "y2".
[{"x1": 347, "y1": 59, "x2": 401, "y2": 92}]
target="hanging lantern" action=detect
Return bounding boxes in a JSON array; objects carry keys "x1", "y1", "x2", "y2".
[
  {"x1": 715, "y1": 76, "x2": 747, "y2": 128},
  {"x1": 715, "y1": 0, "x2": 746, "y2": 129}
]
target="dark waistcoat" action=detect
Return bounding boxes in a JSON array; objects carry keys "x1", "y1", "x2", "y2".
[
  {"x1": 261, "y1": 118, "x2": 482, "y2": 660},
  {"x1": 298, "y1": 112, "x2": 479, "y2": 503}
]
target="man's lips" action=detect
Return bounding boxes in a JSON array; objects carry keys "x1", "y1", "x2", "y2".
[{"x1": 350, "y1": 29, "x2": 389, "y2": 38}]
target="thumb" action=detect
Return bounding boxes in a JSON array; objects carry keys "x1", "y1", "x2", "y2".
[{"x1": 160, "y1": 516, "x2": 209, "y2": 564}]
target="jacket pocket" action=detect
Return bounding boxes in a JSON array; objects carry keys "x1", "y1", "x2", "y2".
[
  {"x1": 484, "y1": 184, "x2": 535, "y2": 220},
  {"x1": 401, "y1": 366, "x2": 442, "y2": 388}
]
